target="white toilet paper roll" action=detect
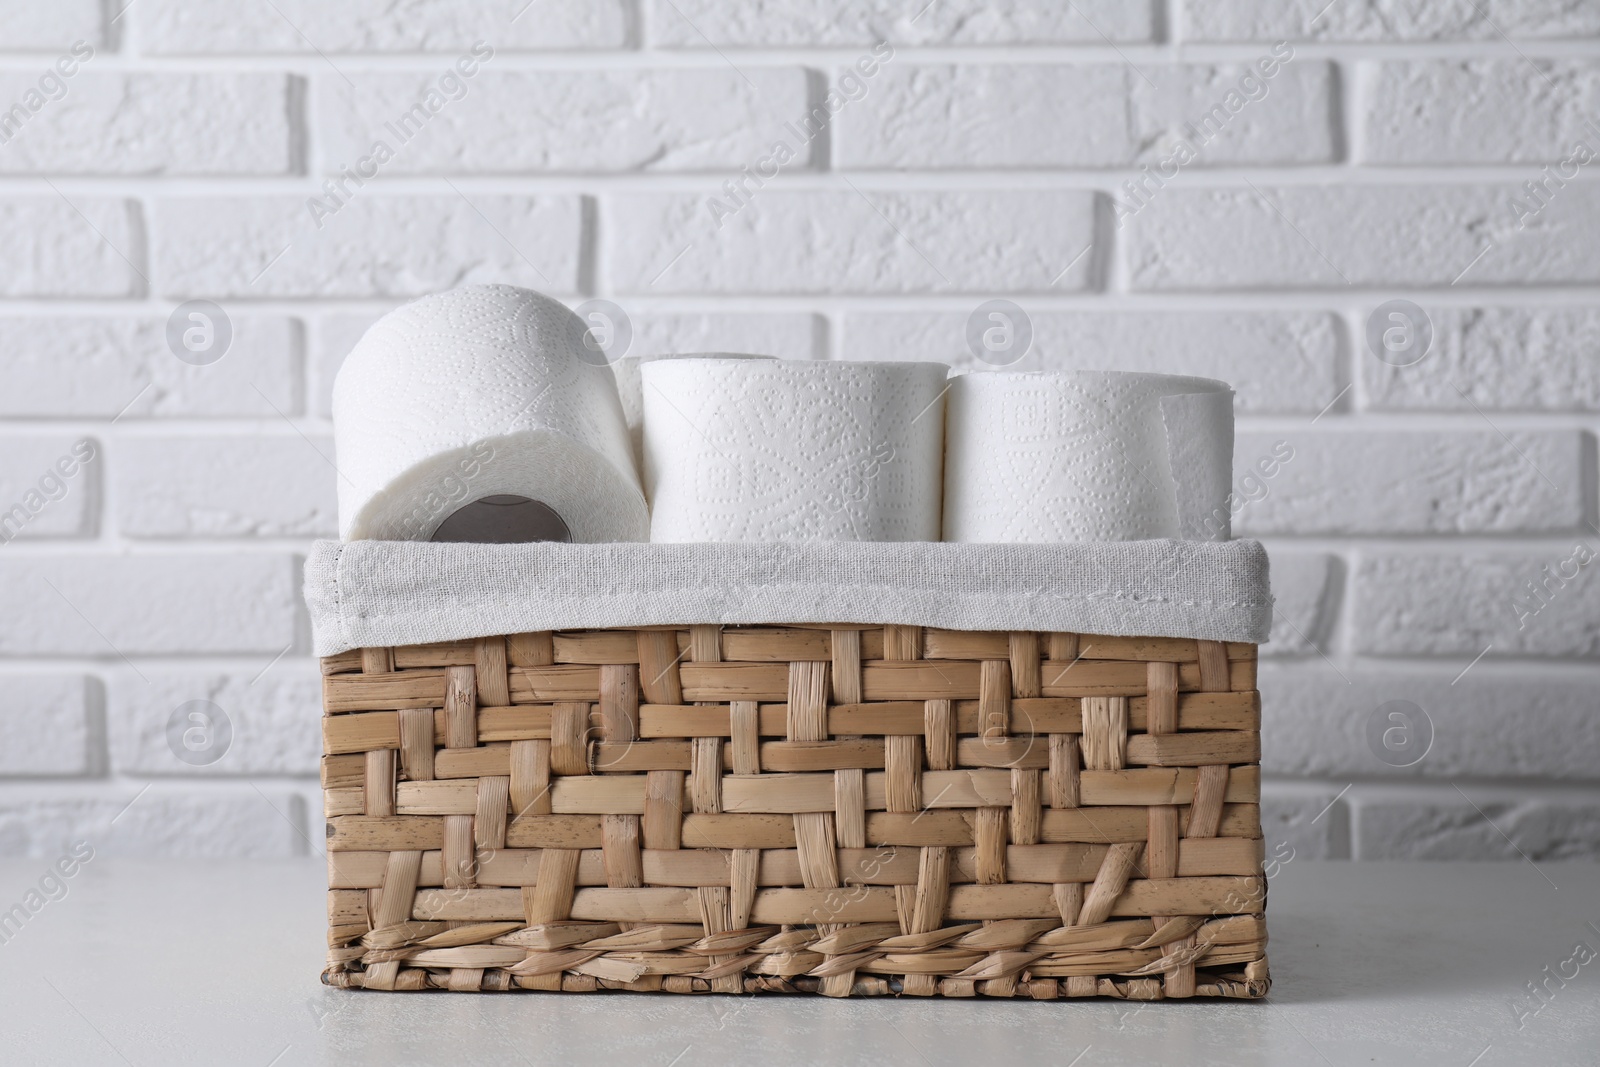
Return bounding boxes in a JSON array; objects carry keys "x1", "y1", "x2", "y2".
[
  {"x1": 642, "y1": 359, "x2": 950, "y2": 542},
  {"x1": 613, "y1": 352, "x2": 773, "y2": 478},
  {"x1": 943, "y1": 371, "x2": 1234, "y2": 543},
  {"x1": 332, "y1": 284, "x2": 647, "y2": 542}
]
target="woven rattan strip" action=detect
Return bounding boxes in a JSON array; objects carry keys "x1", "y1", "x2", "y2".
[{"x1": 321, "y1": 625, "x2": 1269, "y2": 999}]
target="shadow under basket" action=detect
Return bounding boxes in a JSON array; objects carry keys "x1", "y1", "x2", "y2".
[{"x1": 320, "y1": 624, "x2": 1268, "y2": 999}]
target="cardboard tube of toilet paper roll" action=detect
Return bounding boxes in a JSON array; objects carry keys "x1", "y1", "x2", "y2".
[
  {"x1": 943, "y1": 370, "x2": 1235, "y2": 543},
  {"x1": 332, "y1": 284, "x2": 647, "y2": 542},
  {"x1": 642, "y1": 358, "x2": 950, "y2": 542}
]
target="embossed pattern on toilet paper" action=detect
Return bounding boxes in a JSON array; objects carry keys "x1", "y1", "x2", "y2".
[
  {"x1": 614, "y1": 352, "x2": 773, "y2": 479},
  {"x1": 944, "y1": 371, "x2": 1233, "y2": 543},
  {"x1": 642, "y1": 359, "x2": 948, "y2": 542}
]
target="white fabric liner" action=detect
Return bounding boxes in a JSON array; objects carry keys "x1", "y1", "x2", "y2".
[{"x1": 305, "y1": 539, "x2": 1273, "y2": 657}]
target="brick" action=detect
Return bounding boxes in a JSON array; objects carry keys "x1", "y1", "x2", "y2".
[
  {"x1": 1365, "y1": 60, "x2": 1600, "y2": 164},
  {"x1": 838, "y1": 64, "x2": 1124, "y2": 168},
  {"x1": 0, "y1": 73, "x2": 292, "y2": 174},
  {"x1": 139, "y1": 0, "x2": 627, "y2": 53},
  {"x1": 1234, "y1": 430, "x2": 1587, "y2": 535},
  {"x1": 1259, "y1": 787, "x2": 1349, "y2": 860},
  {"x1": 0, "y1": 555, "x2": 298, "y2": 657},
  {"x1": 0, "y1": 317, "x2": 299, "y2": 418},
  {"x1": 318, "y1": 68, "x2": 810, "y2": 173},
  {"x1": 840, "y1": 310, "x2": 1340, "y2": 412},
  {"x1": 1367, "y1": 307, "x2": 1600, "y2": 412},
  {"x1": 152, "y1": 195, "x2": 582, "y2": 298},
  {"x1": 1186, "y1": 0, "x2": 1600, "y2": 41},
  {"x1": 108, "y1": 664, "x2": 321, "y2": 776},
  {"x1": 0, "y1": 436, "x2": 100, "y2": 541},
  {"x1": 1124, "y1": 184, "x2": 1600, "y2": 289},
  {"x1": 839, "y1": 62, "x2": 1332, "y2": 168},
  {"x1": 0, "y1": 675, "x2": 93, "y2": 775},
  {"x1": 651, "y1": 1, "x2": 1154, "y2": 45},
  {"x1": 0, "y1": 789, "x2": 305, "y2": 857},
  {"x1": 1356, "y1": 794, "x2": 1600, "y2": 861},
  {"x1": 1261, "y1": 553, "x2": 1338, "y2": 658},
  {"x1": 607, "y1": 190, "x2": 1098, "y2": 294},
  {"x1": 0, "y1": 0, "x2": 102, "y2": 50},
  {"x1": 116, "y1": 436, "x2": 338, "y2": 538},
  {"x1": 0, "y1": 198, "x2": 139, "y2": 297},
  {"x1": 1261, "y1": 665, "x2": 1600, "y2": 779},
  {"x1": 1132, "y1": 60, "x2": 1333, "y2": 166},
  {"x1": 1353, "y1": 551, "x2": 1600, "y2": 658}
]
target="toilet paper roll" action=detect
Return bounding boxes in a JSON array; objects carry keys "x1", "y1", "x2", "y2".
[
  {"x1": 943, "y1": 371, "x2": 1234, "y2": 543},
  {"x1": 642, "y1": 359, "x2": 950, "y2": 542},
  {"x1": 613, "y1": 352, "x2": 774, "y2": 477},
  {"x1": 332, "y1": 284, "x2": 647, "y2": 542}
]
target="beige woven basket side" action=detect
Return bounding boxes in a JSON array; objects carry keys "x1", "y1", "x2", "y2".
[{"x1": 320, "y1": 624, "x2": 1268, "y2": 999}]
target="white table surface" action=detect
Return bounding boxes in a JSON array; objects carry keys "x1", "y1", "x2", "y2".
[{"x1": 0, "y1": 859, "x2": 1594, "y2": 1065}]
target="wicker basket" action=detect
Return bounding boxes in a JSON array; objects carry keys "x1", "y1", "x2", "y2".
[{"x1": 321, "y1": 624, "x2": 1267, "y2": 999}]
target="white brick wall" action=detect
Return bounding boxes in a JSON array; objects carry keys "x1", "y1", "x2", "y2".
[
  {"x1": 0, "y1": 675, "x2": 94, "y2": 775},
  {"x1": 0, "y1": 0, "x2": 103, "y2": 51},
  {"x1": 318, "y1": 69, "x2": 815, "y2": 173},
  {"x1": 1, "y1": 1, "x2": 1596, "y2": 861},
  {"x1": 1185, "y1": 1, "x2": 1600, "y2": 42},
  {"x1": 607, "y1": 190, "x2": 1100, "y2": 293},
  {"x1": 0, "y1": 317, "x2": 301, "y2": 417},
  {"x1": 138, "y1": 0, "x2": 630, "y2": 53},
  {"x1": 0, "y1": 555, "x2": 300, "y2": 656},
  {"x1": 0, "y1": 73, "x2": 296, "y2": 174},
  {"x1": 1362, "y1": 61, "x2": 1600, "y2": 164},
  {"x1": 650, "y1": 2, "x2": 1155, "y2": 47},
  {"x1": 836, "y1": 62, "x2": 1337, "y2": 168},
  {"x1": 116, "y1": 436, "x2": 338, "y2": 538},
  {"x1": 151, "y1": 195, "x2": 585, "y2": 297},
  {"x1": 1233, "y1": 430, "x2": 1589, "y2": 534},
  {"x1": 0, "y1": 199, "x2": 139, "y2": 296}
]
